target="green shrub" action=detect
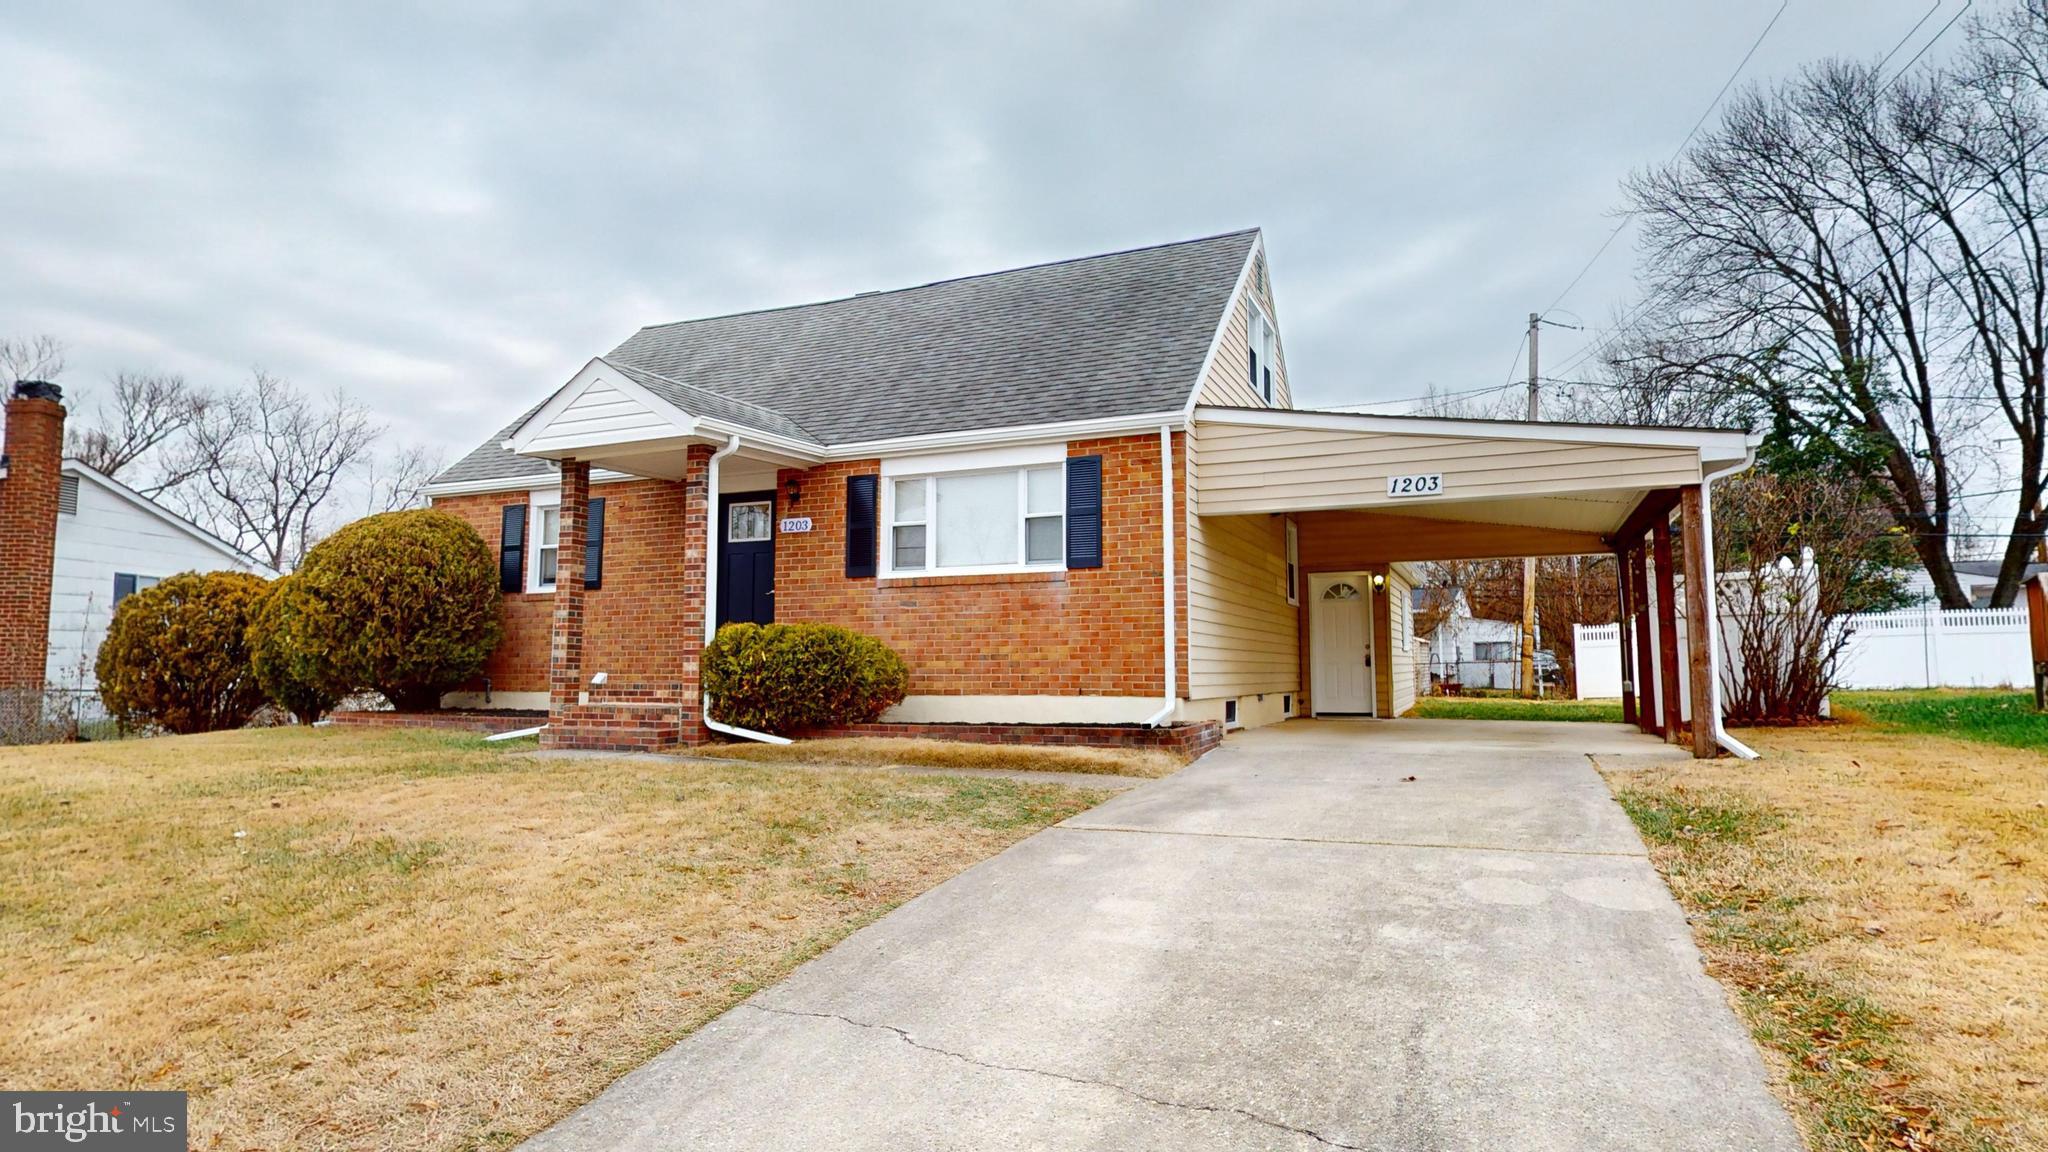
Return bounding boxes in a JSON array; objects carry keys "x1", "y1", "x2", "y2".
[
  {"x1": 245, "y1": 575, "x2": 345, "y2": 725},
  {"x1": 97, "y1": 570, "x2": 271, "y2": 734},
  {"x1": 702, "y1": 622, "x2": 910, "y2": 734},
  {"x1": 289, "y1": 509, "x2": 501, "y2": 711}
]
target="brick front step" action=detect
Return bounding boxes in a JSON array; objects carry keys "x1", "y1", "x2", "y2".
[{"x1": 329, "y1": 710, "x2": 544, "y2": 735}]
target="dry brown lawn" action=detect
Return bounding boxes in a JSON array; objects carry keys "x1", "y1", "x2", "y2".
[
  {"x1": 0, "y1": 727, "x2": 1106, "y2": 1150},
  {"x1": 700, "y1": 735, "x2": 1184, "y2": 777},
  {"x1": 1599, "y1": 724, "x2": 2047, "y2": 1152}
]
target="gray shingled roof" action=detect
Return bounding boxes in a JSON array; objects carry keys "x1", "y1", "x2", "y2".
[{"x1": 434, "y1": 229, "x2": 1256, "y2": 486}]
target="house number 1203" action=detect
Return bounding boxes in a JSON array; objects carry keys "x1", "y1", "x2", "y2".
[{"x1": 1386, "y1": 473, "x2": 1444, "y2": 498}]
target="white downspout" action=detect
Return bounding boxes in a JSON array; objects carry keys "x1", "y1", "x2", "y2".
[
  {"x1": 700, "y1": 434, "x2": 792, "y2": 745},
  {"x1": 1144, "y1": 424, "x2": 1178, "y2": 727},
  {"x1": 1699, "y1": 459, "x2": 1759, "y2": 760}
]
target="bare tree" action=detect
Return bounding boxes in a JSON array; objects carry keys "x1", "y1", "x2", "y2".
[
  {"x1": 181, "y1": 370, "x2": 383, "y2": 570},
  {"x1": 1713, "y1": 470, "x2": 1914, "y2": 720},
  {"x1": 0, "y1": 334, "x2": 65, "y2": 385},
  {"x1": 364, "y1": 442, "x2": 445, "y2": 514},
  {"x1": 65, "y1": 372, "x2": 211, "y2": 493},
  {"x1": 1617, "y1": 6, "x2": 2048, "y2": 606}
]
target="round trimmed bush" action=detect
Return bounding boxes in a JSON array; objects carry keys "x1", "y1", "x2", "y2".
[
  {"x1": 289, "y1": 509, "x2": 502, "y2": 712},
  {"x1": 702, "y1": 622, "x2": 910, "y2": 734},
  {"x1": 97, "y1": 570, "x2": 271, "y2": 734},
  {"x1": 246, "y1": 575, "x2": 346, "y2": 725}
]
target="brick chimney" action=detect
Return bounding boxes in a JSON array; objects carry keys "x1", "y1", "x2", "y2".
[{"x1": 0, "y1": 381, "x2": 66, "y2": 696}]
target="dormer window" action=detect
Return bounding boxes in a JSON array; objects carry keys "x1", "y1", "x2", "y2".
[{"x1": 1247, "y1": 303, "x2": 1278, "y2": 403}]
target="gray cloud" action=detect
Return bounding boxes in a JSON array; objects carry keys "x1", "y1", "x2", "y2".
[{"x1": 1, "y1": 0, "x2": 1956, "y2": 458}]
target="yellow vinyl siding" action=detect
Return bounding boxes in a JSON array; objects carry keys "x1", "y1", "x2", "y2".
[
  {"x1": 1186, "y1": 512, "x2": 1300, "y2": 698},
  {"x1": 1194, "y1": 280, "x2": 1291, "y2": 410},
  {"x1": 1388, "y1": 565, "x2": 1417, "y2": 716},
  {"x1": 1191, "y1": 423, "x2": 1702, "y2": 516}
]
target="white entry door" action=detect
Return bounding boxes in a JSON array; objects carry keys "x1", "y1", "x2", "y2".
[{"x1": 1310, "y1": 573, "x2": 1375, "y2": 716}]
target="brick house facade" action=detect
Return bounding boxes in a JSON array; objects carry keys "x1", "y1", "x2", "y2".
[{"x1": 427, "y1": 229, "x2": 1754, "y2": 758}]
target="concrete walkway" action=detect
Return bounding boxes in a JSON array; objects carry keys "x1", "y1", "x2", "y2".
[{"x1": 520, "y1": 718, "x2": 1801, "y2": 1152}]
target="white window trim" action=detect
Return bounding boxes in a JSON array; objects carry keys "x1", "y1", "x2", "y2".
[
  {"x1": 879, "y1": 446, "x2": 1069, "y2": 580},
  {"x1": 1248, "y1": 299, "x2": 1279, "y2": 404},
  {"x1": 528, "y1": 487, "x2": 561, "y2": 593}
]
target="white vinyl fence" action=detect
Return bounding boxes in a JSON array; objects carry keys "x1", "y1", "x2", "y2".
[{"x1": 1576, "y1": 605, "x2": 2033, "y2": 698}]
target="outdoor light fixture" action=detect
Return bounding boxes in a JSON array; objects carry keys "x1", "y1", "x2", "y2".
[
  {"x1": 1371, "y1": 573, "x2": 1387, "y2": 590},
  {"x1": 784, "y1": 476, "x2": 802, "y2": 506}
]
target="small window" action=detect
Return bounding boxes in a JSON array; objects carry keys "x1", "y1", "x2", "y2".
[
  {"x1": 1322, "y1": 582, "x2": 1361, "y2": 601},
  {"x1": 1282, "y1": 693, "x2": 1293, "y2": 716},
  {"x1": 1284, "y1": 520, "x2": 1299, "y2": 605},
  {"x1": 1247, "y1": 303, "x2": 1278, "y2": 403},
  {"x1": 728, "y1": 501, "x2": 772, "y2": 543},
  {"x1": 1473, "y1": 641, "x2": 1514, "y2": 662},
  {"x1": 1224, "y1": 699, "x2": 1239, "y2": 727},
  {"x1": 535, "y1": 505, "x2": 561, "y2": 588},
  {"x1": 891, "y1": 478, "x2": 928, "y2": 570},
  {"x1": 112, "y1": 573, "x2": 158, "y2": 605},
  {"x1": 58, "y1": 475, "x2": 79, "y2": 515}
]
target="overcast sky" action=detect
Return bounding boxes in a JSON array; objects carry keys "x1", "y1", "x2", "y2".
[{"x1": 0, "y1": 0, "x2": 1969, "y2": 464}]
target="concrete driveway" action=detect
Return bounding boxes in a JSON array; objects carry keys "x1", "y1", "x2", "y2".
[{"x1": 521, "y1": 719, "x2": 1801, "y2": 1152}]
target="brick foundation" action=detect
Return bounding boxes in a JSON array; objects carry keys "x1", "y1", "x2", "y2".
[
  {"x1": 788, "y1": 719, "x2": 1224, "y2": 759},
  {"x1": 328, "y1": 709, "x2": 545, "y2": 735}
]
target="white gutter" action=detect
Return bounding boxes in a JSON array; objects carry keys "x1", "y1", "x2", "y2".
[
  {"x1": 1699, "y1": 459, "x2": 1759, "y2": 760},
  {"x1": 699, "y1": 434, "x2": 792, "y2": 745},
  {"x1": 1144, "y1": 424, "x2": 1178, "y2": 727}
]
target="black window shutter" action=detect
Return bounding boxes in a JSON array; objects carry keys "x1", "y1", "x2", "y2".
[
  {"x1": 499, "y1": 505, "x2": 527, "y2": 593},
  {"x1": 584, "y1": 497, "x2": 606, "y2": 590},
  {"x1": 1066, "y1": 455, "x2": 1103, "y2": 569},
  {"x1": 845, "y1": 475, "x2": 878, "y2": 578}
]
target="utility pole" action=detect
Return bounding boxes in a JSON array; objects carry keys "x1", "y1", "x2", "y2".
[{"x1": 1520, "y1": 312, "x2": 1540, "y2": 698}]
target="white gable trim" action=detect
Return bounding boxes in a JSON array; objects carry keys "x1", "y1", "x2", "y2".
[
  {"x1": 1178, "y1": 234, "x2": 1265, "y2": 421},
  {"x1": 60, "y1": 461, "x2": 277, "y2": 577},
  {"x1": 505, "y1": 358, "x2": 700, "y2": 456},
  {"x1": 1194, "y1": 405, "x2": 1758, "y2": 466}
]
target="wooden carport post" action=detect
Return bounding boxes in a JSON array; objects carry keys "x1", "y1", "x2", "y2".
[
  {"x1": 1613, "y1": 548, "x2": 1637, "y2": 726},
  {"x1": 1652, "y1": 514, "x2": 1683, "y2": 744},
  {"x1": 1632, "y1": 542, "x2": 1658, "y2": 735},
  {"x1": 1679, "y1": 485, "x2": 1716, "y2": 757}
]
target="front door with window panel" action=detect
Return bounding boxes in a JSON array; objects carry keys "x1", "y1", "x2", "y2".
[
  {"x1": 1310, "y1": 573, "x2": 1375, "y2": 716},
  {"x1": 718, "y1": 492, "x2": 775, "y2": 626}
]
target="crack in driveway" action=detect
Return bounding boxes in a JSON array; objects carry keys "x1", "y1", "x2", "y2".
[{"x1": 745, "y1": 1004, "x2": 1366, "y2": 1150}]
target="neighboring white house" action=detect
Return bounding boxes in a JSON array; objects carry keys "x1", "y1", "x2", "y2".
[
  {"x1": 1414, "y1": 588, "x2": 1527, "y2": 691},
  {"x1": 44, "y1": 461, "x2": 273, "y2": 694}
]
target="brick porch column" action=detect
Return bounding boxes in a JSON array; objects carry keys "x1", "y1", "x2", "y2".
[
  {"x1": 546, "y1": 460, "x2": 590, "y2": 733},
  {"x1": 677, "y1": 444, "x2": 714, "y2": 744},
  {"x1": 0, "y1": 382, "x2": 66, "y2": 703}
]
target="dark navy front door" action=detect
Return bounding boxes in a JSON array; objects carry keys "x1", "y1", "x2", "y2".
[{"x1": 718, "y1": 491, "x2": 776, "y2": 626}]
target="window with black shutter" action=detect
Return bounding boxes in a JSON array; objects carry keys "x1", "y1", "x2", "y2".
[
  {"x1": 584, "y1": 497, "x2": 606, "y2": 590},
  {"x1": 1064, "y1": 455, "x2": 1103, "y2": 569},
  {"x1": 845, "y1": 474, "x2": 878, "y2": 577},
  {"x1": 499, "y1": 505, "x2": 527, "y2": 593}
]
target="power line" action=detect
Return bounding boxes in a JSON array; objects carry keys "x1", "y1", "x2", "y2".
[
  {"x1": 1548, "y1": 1, "x2": 1977, "y2": 382},
  {"x1": 1539, "y1": 1, "x2": 1791, "y2": 320}
]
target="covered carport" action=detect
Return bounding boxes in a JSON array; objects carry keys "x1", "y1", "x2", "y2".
[{"x1": 1187, "y1": 406, "x2": 1761, "y2": 759}]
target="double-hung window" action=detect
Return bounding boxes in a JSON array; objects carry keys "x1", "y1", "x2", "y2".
[
  {"x1": 1247, "y1": 303, "x2": 1278, "y2": 403},
  {"x1": 528, "y1": 488, "x2": 562, "y2": 591},
  {"x1": 885, "y1": 459, "x2": 1065, "y2": 577}
]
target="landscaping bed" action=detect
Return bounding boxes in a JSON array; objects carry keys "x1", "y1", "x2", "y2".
[
  {"x1": 1598, "y1": 722, "x2": 2046, "y2": 1151},
  {"x1": 704, "y1": 735, "x2": 1185, "y2": 778},
  {"x1": 0, "y1": 727, "x2": 1107, "y2": 1150}
]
